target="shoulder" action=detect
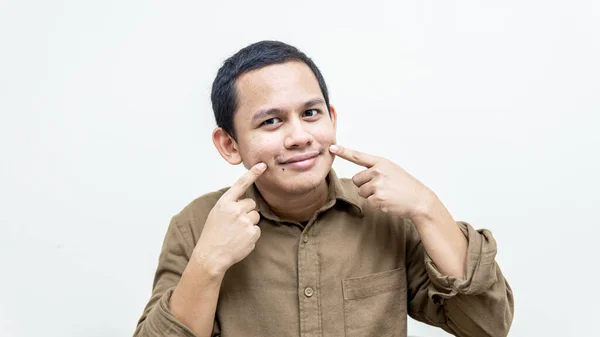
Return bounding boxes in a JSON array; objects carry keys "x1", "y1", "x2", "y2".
[
  {"x1": 175, "y1": 187, "x2": 228, "y2": 221},
  {"x1": 169, "y1": 187, "x2": 230, "y2": 244}
]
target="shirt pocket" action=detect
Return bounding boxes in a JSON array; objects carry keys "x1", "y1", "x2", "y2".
[{"x1": 342, "y1": 267, "x2": 407, "y2": 337}]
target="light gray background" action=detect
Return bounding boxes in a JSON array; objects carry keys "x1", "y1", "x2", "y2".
[{"x1": 1, "y1": 1, "x2": 598, "y2": 336}]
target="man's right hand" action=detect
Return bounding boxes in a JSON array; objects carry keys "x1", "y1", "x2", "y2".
[
  {"x1": 167, "y1": 163, "x2": 267, "y2": 336},
  {"x1": 192, "y1": 162, "x2": 267, "y2": 276}
]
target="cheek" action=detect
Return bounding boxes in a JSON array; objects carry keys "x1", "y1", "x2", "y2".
[
  {"x1": 240, "y1": 136, "x2": 279, "y2": 166},
  {"x1": 313, "y1": 125, "x2": 336, "y2": 145}
]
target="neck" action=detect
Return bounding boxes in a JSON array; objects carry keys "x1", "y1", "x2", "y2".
[{"x1": 256, "y1": 180, "x2": 329, "y2": 223}]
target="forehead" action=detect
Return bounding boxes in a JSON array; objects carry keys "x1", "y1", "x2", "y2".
[{"x1": 234, "y1": 61, "x2": 324, "y2": 118}]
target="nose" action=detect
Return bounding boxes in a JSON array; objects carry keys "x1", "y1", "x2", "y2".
[{"x1": 284, "y1": 119, "x2": 314, "y2": 149}]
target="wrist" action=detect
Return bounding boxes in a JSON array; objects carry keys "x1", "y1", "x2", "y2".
[
  {"x1": 192, "y1": 249, "x2": 229, "y2": 279},
  {"x1": 410, "y1": 190, "x2": 439, "y2": 223}
]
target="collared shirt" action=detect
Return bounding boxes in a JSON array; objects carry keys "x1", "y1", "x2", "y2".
[{"x1": 133, "y1": 170, "x2": 514, "y2": 337}]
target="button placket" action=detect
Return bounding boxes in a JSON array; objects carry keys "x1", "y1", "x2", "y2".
[{"x1": 297, "y1": 220, "x2": 321, "y2": 336}]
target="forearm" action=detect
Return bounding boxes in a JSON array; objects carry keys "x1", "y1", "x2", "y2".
[
  {"x1": 170, "y1": 255, "x2": 226, "y2": 337},
  {"x1": 410, "y1": 193, "x2": 468, "y2": 279}
]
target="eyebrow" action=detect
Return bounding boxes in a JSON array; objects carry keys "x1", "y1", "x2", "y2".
[{"x1": 251, "y1": 97, "x2": 326, "y2": 123}]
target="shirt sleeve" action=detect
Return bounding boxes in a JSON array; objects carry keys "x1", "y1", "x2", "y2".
[
  {"x1": 405, "y1": 220, "x2": 514, "y2": 337},
  {"x1": 132, "y1": 216, "x2": 219, "y2": 337}
]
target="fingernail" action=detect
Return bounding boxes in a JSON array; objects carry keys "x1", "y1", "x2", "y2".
[
  {"x1": 330, "y1": 145, "x2": 339, "y2": 152},
  {"x1": 257, "y1": 162, "x2": 266, "y2": 170}
]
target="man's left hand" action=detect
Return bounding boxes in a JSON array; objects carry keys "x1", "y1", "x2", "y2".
[{"x1": 329, "y1": 144, "x2": 437, "y2": 219}]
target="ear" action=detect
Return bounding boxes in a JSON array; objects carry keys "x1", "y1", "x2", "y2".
[
  {"x1": 212, "y1": 127, "x2": 243, "y2": 165},
  {"x1": 329, "y1": 104, "x2": 338, "y2": 131}
]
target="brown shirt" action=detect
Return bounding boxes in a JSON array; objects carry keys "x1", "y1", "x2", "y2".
[{"x1": 133, "y1": 170, "x2": 514, "y2": 337}]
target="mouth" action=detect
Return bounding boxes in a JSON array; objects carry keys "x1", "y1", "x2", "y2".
[{"x1": 279, "y1": 151, "x2": 322, "y2": 170}]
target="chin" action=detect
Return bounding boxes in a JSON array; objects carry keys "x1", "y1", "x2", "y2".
[
  {"x1": 280, "y1": 176, "x2": 323, "y2": 194},
  {"x1": 276, "y1": 163, "x2": 331, "y2": 194}
]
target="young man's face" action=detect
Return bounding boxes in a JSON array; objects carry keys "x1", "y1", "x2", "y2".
[{"x1": 232, "y1": 61, "x2": 337, "y2": 194}]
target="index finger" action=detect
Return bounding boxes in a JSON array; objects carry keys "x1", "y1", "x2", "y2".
[
  {"x1": 222, "y1": 162, "x2": 267, "y2": 201},
  {"x1": 329, "y1": 144, "x2": 377, "y2": 168}
]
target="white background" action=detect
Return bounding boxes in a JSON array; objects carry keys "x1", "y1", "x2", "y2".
[{"x1": 1, "y1": 1, "x2": 598, "y2": 336}]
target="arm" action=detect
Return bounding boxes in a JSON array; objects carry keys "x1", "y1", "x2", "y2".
[
  {"x1": 133, "y1": 217, "x2": 210, "y2": 337},
  {"x1": 409, "y1": 192, "x2": 468, "y2": 279},
  {"x1": 328, "y1": 145, "x2": 514, "y2": 335},
  {"x1": 134, "y1": 163, "x2": 267, "y2": 337},
  {"x1": 405, "y1": 217, "x2": 514, "y2": 337},
  {"x1": 168, "y1": 247, "x2": 225, "y2": 336}
]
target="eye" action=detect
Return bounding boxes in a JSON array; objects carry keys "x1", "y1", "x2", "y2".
[
  {"x1": 261, "y1": 117, "x2": 281, "y2": 126},
  {"x1": 303, "y1": 109, "x2": 318, "y2": 118}
]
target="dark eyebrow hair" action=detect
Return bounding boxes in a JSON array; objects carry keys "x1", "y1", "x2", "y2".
[
  {"x1": 302, "y1": 97, "x2": 326, "y2": 109},
  {"x1": 251, "y1": 97, "x2": 326, "y2": 123}
]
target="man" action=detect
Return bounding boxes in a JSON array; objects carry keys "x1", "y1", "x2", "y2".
[{"x1": 133, "y1": 41, "x2": 514, "y2": 337}]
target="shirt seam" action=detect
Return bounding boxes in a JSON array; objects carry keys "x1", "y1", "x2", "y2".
[{"x1": 172, "y1": 216, "x2": 194, "y2": 254}]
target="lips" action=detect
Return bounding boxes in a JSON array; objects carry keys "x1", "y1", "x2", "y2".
[{"x1": 280, "y1": 151, "x2": 321, "y2": 164}]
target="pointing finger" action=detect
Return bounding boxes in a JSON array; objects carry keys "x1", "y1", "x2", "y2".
[
  {"x1": 329, "y1": 144, "x2": 378, "y2": 168},
  {"x1": 222, "y1": 162, "x2": 267, "y2": 202}
]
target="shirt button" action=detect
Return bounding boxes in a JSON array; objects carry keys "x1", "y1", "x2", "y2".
[
  {"x1": 302, "y1": 234, "x2": 309, "y2": 243},
  {"x1": 304, "y1": 287, "x2": 314, "y2": 297}
]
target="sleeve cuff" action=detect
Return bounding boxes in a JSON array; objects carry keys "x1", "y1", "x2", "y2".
[
  {"x1": 425, "y1": 221, "x2": 499, "y2": 301},
  {"x1": 142, "y1": 287, "x2": 198, "y2": 337}
]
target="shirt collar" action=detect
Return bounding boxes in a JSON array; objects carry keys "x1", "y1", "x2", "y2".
[{"x1": 244, "y1": 168, "x2": 364, "y2": 223}]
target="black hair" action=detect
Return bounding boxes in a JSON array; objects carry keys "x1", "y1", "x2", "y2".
[{"x1": 211, "y1": 40, "x2": 330, "y2": 140}]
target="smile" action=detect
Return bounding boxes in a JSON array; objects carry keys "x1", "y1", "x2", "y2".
[{"x1": 280, "y1": 153, "x2": 320, "y2": 170}]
